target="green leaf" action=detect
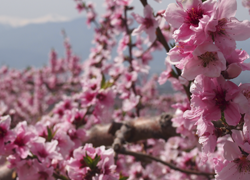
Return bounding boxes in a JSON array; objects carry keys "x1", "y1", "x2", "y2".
[
  {"x1": 83, "y1": 153, "x2": 101, "y2": 170},
  {"x1": 92, "y1": 154, "x2": 101, "y2": 168},
  {"x1": 119, "y1": 173, "x2": 129, "y2": 180},
  {"x1": 101, "y1": 74, "x2": 106, "y2": 89},
  {"x1": 46, "y1": 126, "x2": 57, "y2": 142},
  {"x1": 47, "y1": 126, "x2": 53, "y2": 142},
  {"x1": 202, "y1": 0, "x2": 207, "y2": 2},
  {"x1": 102, "y1": 81, "x2": 113, "y2": 89},
  {"x1": 220, "y1": 111, "x2": 227, "y2": 124}
]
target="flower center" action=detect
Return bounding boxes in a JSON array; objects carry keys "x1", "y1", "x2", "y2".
[
  {"x1": 14, "y1": 136, "x2": 25, "y2": 147},
  {"x1": 96, "y1": 93, "x2": 106, "y2": 101},
  {"x1": 233, "y1": 156, "x2": 250, "y2": 173},
  {"x1": 197, "y1": 52, "x2": 217, "y2": 67},
  {"x1": 143, "y1": 18, "x2": 154, "y2": 29},
  {"x1": 185, "y1": 7, "x2": 203, "y2": 27},
  {"x1": 38, "y1": 149, "x2": 49, "y2": 158},
  {"x1": 210, "y1": 18, "x2": 227, "y2": 41},
  {"x1": 38, "y1": 171, "x2": 49, "y2": 180},
  {"x1": 214, "y1": 90, "x2": 228, "y2": 111}
]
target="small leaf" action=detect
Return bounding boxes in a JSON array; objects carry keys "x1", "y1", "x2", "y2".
[
  {"x1": 101, "y1": 74, "x2": 106, "y2": 89},
  {"x1": 103, "y1": 81, "x2": 113, "y2": 89},
  {"x1": 92, "y1": 154, "x2": 101, "y2": 168},
  {"x1": 47, "y1": 126, "x2": 53, "y2": 142},
  {"x1": 83, "y1": 153, "x2": 101, "y2": 170},
  {"x1": 119, "y1": 173, "x2": 129, "y2": 180}
]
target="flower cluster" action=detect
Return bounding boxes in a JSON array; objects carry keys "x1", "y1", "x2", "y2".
[
  {"x1": 1, "y1": 0, "x2": 250, "y2": 179},
  {"x1": 163, "y1": 0, "x2": 250, "y2": 179}
]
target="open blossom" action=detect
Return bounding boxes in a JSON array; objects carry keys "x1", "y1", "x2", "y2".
[
  {"x1": 132, "y1": 5, "x2": 159, "y2": 42},
  {"x1": 215, "y1": 141, "x2": 250, "y2": 180},
  {"x1": 206, "y1": 0, "x2": 250, "y2": 57},
  {"x1": 185, "y1": 75, "x2": 247, "y2": 126},
  {"x1": 12, "y1": 121, "x2": 35, "y2": 159},
  {"x1": 167, "y1": 40, "x2": 227, "y2": 80},
  {"x1": 164, "y1": 0, "x2": 217, "y2": 45},
  {"x1": 122, "y1": 93, "x2": 140, "y2": 112},
  {"x1": 181, "y1": 41, "x2": 226, "y2": 80},
  {"x1": 30, "y1": 137, "x2": 62, "y2": 164},
  {"x1": 67, "y1": 144, "x2": 118, "y2": 180}
]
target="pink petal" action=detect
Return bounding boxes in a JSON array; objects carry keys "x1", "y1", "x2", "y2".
[
  {"x1": 181, "y1": 0, "x2": 201, "y2": 10},
  {"x1": 143, "y1": 5, "x2": 153, "y2": 18},
  {"x1": 164, "y1": 3, "x2": 185, "y2": 28},
  {"x1": 131, "y1": 13, "x2": 144, "y2": 24},
  {"x1": 223, "y1": 141, "x2": 241, "y2": 161},
  {"x1": 217, "y1": 0, "x2": 237, "y2": 19},
  {"x1": 226, "y1": 17, "x2": 250, "y2": 41},
  {"x1": 224, "y1": 102, "x2": 241, "y2": 126},
  {"x1": 231, "y1": 130, "x2": 245, "y2": 145}
]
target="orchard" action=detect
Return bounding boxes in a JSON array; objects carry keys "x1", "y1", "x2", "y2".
[{"x1": 1, "y1": 0, "x2": 250, "y2": 179}]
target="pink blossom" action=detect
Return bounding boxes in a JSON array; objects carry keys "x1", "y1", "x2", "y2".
[
  {"x1": 206, "y1": 0, "x2": 250, "y2": 56},
  {"x1": 158, "y1": 62, "x2": 173, "y2": 85},
  {"x1": 181, "y1": 41, "x2": 226, "y2": 80},
  {"x1": 132, "y1": 5, "x2": 159, "y2": 42},
  {"x1": 0, "y1": 116, "x2": 14, "y2": 153},
  {"x1": 53, "y1": 130, "x2": 75, "y2": 158},
  {"x1": 186, "y1": 75, "x2": 246, "y2": 126},
  {"x1": 122, "y1": 93, "x2": 140, "y2": 112},
  {"x1": 215, "y1": 141, "x2": 250, "y2": 180},
  {"x1": 117, "y1": 34, "x2": 129, "y2": 54},
  {"x1": 30, "y1": 137, "x2": 62, "y2": 164},
  {"x1": 164, "y1": 0, "x2": 217, "y2": 45},
  {"x1": 12, "y1": 121, "x2": 35, "y2": 159}
]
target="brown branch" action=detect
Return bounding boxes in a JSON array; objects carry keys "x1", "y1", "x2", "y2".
[
  {"x1": 0, "y1": 163, "x2": 14, "y2": 180},
  {"x1": 84, "y1": 113, "x2": 178, "y2": 147},
  {"x1": 116, "y1": 147, "x2": 215, "y2": 178}
]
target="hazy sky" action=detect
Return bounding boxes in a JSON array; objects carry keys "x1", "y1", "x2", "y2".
[{"x1": 1, "y1": 0, "x2": 250, "y2": 21}]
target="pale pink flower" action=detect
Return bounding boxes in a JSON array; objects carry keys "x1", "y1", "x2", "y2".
[
  {"x1": 207, "y1": 0, "x2": 250, "y2": 56},
  {"x1": 117, "y1": 34, "x2": 129, "y2": 54},
  {"x1": 30, "y1": 137, "x2": 62, "y2": 164},
  {"x1": 122, "y1": 93, "x2": 140, "y2": 112},
  {"x1": 158, "y1": 62, "x2": 173, "y2": 85},
  {"x1": 132, "y1": 5, "x2": 159, "y2": 42},
  {"x1": 181, "y1": 41, "x2": 226, "y2": 80},
  {"x1": 215, "y1": 141, "x2": 250, "y2": 180}
]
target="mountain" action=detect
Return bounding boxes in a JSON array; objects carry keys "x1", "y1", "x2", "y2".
[
  {"x1": 0, "y1": 18, "x2": 250, "y2": 86},
  {"x1": 0, "y1": 17, "x2": 93, "y2": 69}
]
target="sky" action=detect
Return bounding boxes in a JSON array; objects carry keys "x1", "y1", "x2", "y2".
[{"x1": 1, "y1": 0, "x2": 250, "y2": 24}]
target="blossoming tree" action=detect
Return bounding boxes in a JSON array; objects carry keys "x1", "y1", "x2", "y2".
[{"x1": 1, "y1": 0, "x2": 250, "y2": 179}]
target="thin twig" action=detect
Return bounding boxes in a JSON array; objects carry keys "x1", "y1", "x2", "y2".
[{"x1": 116, "y1": 148, "x2": 215, "y2": 178}]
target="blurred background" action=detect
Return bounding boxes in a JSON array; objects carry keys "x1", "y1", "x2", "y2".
[{"x1": 0, "y1": 0, "x2": 249, "y2": 85}]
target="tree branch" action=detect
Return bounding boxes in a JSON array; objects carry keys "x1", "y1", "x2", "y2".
[
  {"x1": 116, "y1": 147, "x2": 215, "y2": 178},
  {"x1": 84, "y1": 113, "x2": 178, "y2": 147},
  {"x1": 0, "y1": 163, "x2": 14, "y2": 180}
]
